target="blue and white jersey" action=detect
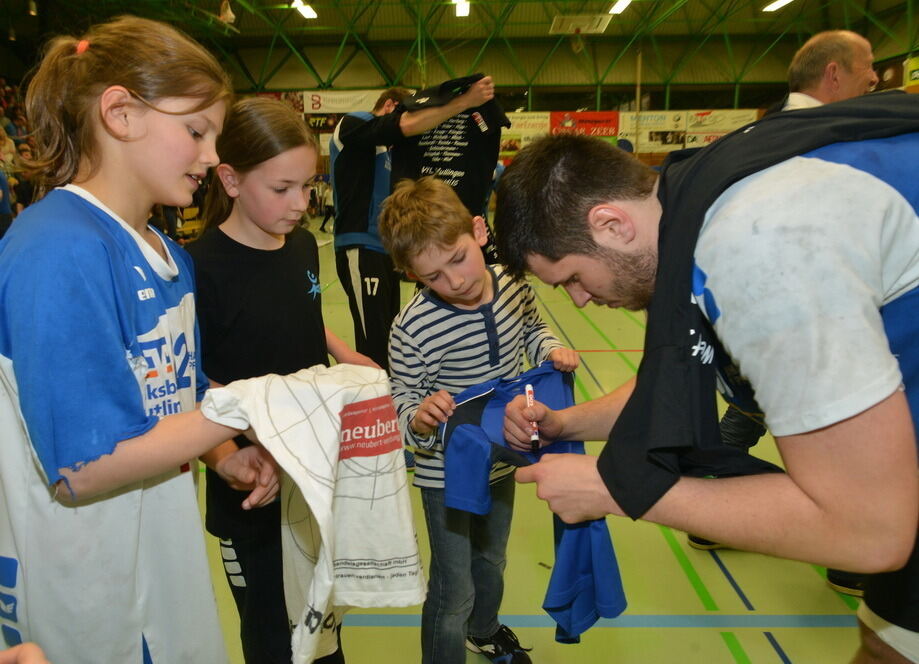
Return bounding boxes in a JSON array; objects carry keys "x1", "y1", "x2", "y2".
[
  {"x1": 0, "y1": 186, "x2": 224, "y2": 662},
  {"x1": 692, "y1": 133, "x2": 919, "y2": 439},
  {"x1": 329, "y1": 110, "x2": 402, "y2": 253},
  {"x1": 0, "y1": 186, "x2": 208, "y2": 480}
]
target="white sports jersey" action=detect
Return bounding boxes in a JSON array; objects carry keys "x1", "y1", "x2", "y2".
[
  {"x1": 0, "y1": 186, "x2": 225, "y2": 663},
  {"x1": 201, "y1": 364, "x2": 426, "y2": 663}
]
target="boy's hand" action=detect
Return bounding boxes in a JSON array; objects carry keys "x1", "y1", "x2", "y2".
[
  {"x1": 410, "y1": 390, "x2": 456, "y2": 436},
  {"x1": 549, "y1": 347, "x2": 580, "y2": 372},
  {"x1": 504, "y1": 393, "x2": 563, "y2": 451}
]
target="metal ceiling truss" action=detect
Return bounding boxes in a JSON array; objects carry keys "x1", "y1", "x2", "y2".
[{"x1": 3, "y1": 0, "x2": 917, "y2": 107}]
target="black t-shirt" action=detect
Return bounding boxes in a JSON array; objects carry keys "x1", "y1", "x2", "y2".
[
  {"x1": 187, "y1": 226, "x2": 330, "y2": 537},
  {"x1": 390, "y1": 76, "x2": 510, "y2": 217}
]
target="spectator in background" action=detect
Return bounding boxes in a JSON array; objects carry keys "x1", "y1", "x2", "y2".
[
  {"x1": 784, "y1": 30, "x2": 878, "y2": 109},
  {"x1": 0, "y1": 126, "x2": 15, "y2": 171},
  {"x1": 5, "y1": 110, "x2": 27, "y2": 146},
  {"x1": 328, "y1": 77, "x2": 495, "y2": 370},
  {"x1": 0, "y1": 168, "x2": 12, "y2": 239},
  {"x1": 12, "y1": 143, "x2": 34, "y2": 215}
]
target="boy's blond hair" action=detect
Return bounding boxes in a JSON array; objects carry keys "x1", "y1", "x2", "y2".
[{"x1": 379, "y1": 176, "x2": 475, "y2": 273}]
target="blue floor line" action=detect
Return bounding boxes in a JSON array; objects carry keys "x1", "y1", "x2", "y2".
[
  {"x1": 764, "y1": 631, "x2": 793, "y2": 663},
  {"x1": 710, "y1": 550, "x2": 755, "y2": 611},
  {"x1": 342, "y1": 614, "x2": 857, "y2": 629}
]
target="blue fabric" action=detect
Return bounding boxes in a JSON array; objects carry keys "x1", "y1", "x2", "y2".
[
  {"x1": 440, "y1": 363, "x2": 627, "y2": 642},
  {"x1": 0, "y1": 189, "x2": 207, "y2": 482},
  {"x1": 546, "y1": 517, "x2": 626, "y2": 643}
]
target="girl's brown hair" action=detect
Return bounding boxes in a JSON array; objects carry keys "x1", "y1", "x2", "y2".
[
  {"x1": 25, "y1": 15, "x2": 233, "y2": 198},
  {"x1": 203, "y1": 96, "x2": 319, "y2": 230}
]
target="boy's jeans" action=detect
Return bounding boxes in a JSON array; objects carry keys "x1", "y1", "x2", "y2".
[{"x1": 420, "y1": 475, "x2": 515, "y2": 664}]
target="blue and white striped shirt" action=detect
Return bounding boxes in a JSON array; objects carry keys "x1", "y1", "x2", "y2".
[{"x1": 389, "y1": 264, "x2": 564, "y2": 488}]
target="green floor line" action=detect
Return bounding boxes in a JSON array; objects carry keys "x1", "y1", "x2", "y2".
[
  {"x1": 659, "y1": 525, "x2": 720, "y2": 611},
  {"x1": 574, "y1": 307, "x2": 640, "y2": 374},
  {"x1": 720, "y1": 631, "x2": 752, "y2": 664},
  {"x1": 619, "y1": 308, "x2": 647, "y2": 330},
  {"x1": 811, "y1": 564, "x2": 859, "y2": 611},
  {"x1": 572, "y1": 374, "x2": 593, "y2": 402}
]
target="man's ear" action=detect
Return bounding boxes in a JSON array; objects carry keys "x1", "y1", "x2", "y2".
[
  {"x1": 471, "y1": 215, "x2": 488, "y2": 247},
  {"x1": 98, "y1": 85, "x2": 141, "y2": 139},
  {"x1": 586, "y1": 203, "x2": 635, "y2": 248},
  {"x1": 216, "y1": 164, "x2": 240, "y2": 198},
  {"x1": 823, "y1": 61, "x2": 841, "y2": 91}
]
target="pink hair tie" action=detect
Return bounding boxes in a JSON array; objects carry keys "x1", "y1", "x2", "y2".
[{"x1": 75, "y1": 39, "x2": 90, "y2": 55}]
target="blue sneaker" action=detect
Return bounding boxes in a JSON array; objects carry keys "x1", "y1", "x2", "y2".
[{"x1": 466, "y1": 625, "x2": 532, "y2": 663}]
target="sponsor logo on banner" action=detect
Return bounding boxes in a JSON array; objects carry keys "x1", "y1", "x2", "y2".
[
  {"x1": 306, "y1": 90, "x2": 392, "y2": 113},
  {"x1": 339, "y1": 395, "x2": 402, "y2": 460},
  {"x1": 549, "y1": 111, "x2": 619, "y2": 139}
]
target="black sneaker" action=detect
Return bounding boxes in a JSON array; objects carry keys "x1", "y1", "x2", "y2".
[
  {"x1": 687, "y1": 534, "x2": 726, "y2": 550},
  {"x1": 466, "y1": 625, "x2": 532, "y2": 663},
  {"x1": 826, "y1": 568, "x2": 865, "y2": 597}
]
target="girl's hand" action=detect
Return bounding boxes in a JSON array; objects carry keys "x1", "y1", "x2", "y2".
[
  {"x1": 335, "y1": 349, "x2": 382, "y2": 370},
  {"x1": 549, "y1": 347, "x2": 580, "y2": 372},
  {"x1": 215, "y1": 445, "x2": 281, "y2": 509},
  {"x1": 410, "y1": 390, "x2": 456, "y2": 436}
]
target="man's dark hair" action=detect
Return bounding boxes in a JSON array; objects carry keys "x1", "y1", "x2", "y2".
[
  {"x1": 494, "y1": 133, "x2": 657, "y2": 279},
  {"x1": 373, "y1": 87, "x2": 411, "y2": 111}
]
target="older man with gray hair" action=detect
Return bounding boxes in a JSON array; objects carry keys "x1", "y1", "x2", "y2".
[{"x1": 786, "y1": 29, "x2": 879, "y2": 108}]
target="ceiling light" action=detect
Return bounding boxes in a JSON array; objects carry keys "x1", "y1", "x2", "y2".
[
  {"x1": 291, "y1": 0, "x2": 318, "y2": 19},
  {"x1": 609, "y1": 0, "x2": 631, "y2": 14},
  {"x1": 761, "y1": 0, "x2": 795, "y2": 11},
  {"x1": 8, "y1": 26, "x2": 14, "y2": 41},
  {"x1": 28, "y1": 0, "x2": 37, "y2": 16},
  {"x1": 456, "y1": 1, "x2": 470, "y2": 17}
]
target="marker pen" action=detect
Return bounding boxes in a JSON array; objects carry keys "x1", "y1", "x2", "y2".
[{"x1": 525, "y1": 383, "x2": 539, "y2": 453}]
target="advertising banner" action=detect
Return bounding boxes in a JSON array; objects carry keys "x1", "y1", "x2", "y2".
[
  {"x1": 906, "y1": 56, "x2": 919, "y2": 93},
  {"x1": 619, "y1": 111, "x2": 687, "y2": 152},
  {"x1": 303, "y1": 89, "x2": 386, "y2": 113},
  {"x1": 684, "y1": 109, "x2": 759, "y2": 147},
  {"x1": 501, "y1": 112, "x2": 551, "y2": 159},
  {"x1": 549, "y1": 111, "x2": 619, "y2": 143}
]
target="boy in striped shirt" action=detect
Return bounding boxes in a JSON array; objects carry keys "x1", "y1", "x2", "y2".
[{"x1": 379, "y1": 176, "x2": 578, "y2": 664}]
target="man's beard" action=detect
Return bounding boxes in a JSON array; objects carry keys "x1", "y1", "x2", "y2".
[{"x1": 596, "y1": 244, "x2": 657, "y2": 311}]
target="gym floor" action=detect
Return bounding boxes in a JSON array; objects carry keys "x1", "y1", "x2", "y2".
[{"x1": 199, "y1": 224, "x2": 860, "y2": 664}]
